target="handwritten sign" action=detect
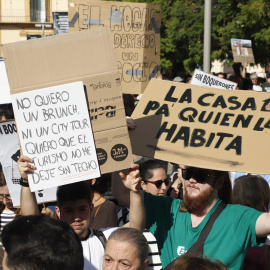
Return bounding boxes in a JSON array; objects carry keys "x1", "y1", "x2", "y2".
[
  {"x1": 130, "y1": 79, "x2": 270, "y2": 174},
  {"x1": 0, "y1": 121, "x2": 56, "y2": 206},
  {"x1": 191, "y1": 69, "x2": 237, "y2": 90},
  {"x1": 12, "y1": 81, "x2": 100, "y2": 192},
  {"x1": 69, "y1": 0, "x2": 161, "y2": 94}
]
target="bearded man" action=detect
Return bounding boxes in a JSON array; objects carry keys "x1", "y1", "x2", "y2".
[{"x1": 142, "y1": 166, "x2": 269, "y2": 270}]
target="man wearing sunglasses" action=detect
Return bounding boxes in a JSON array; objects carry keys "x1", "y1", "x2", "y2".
[
  {"x1": 141, "y1": 166, "x2": 270, "y2": 270},
  {"x1": 140, "y1": 160, "x2": 170, "y2": 197},
  {"x1": 250, "y1": 73, "x2": 262, "y2": 91}
]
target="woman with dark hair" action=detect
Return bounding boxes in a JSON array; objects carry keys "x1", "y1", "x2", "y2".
[
  {"x1": 232, "y1": 174, "x2": 270, "y2": 270},
  {"x1": 86, "y1": 174, "x2": 118, "y2": 230}
]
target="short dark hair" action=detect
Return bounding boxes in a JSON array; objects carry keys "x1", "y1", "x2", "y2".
[
  {"x1": 139, "y1": 159, "x2": 166, "y2": 182},
  {"x1": 2, "y1": 215, "x2": 84, "y2": 270},
  {"x1": 57, "y1": 181, "x2": 92, "y2": 207}
]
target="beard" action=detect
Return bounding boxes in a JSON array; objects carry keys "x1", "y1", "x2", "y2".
[{"x1": 183, "y1": 184, "x2": 215, "y2": 215}]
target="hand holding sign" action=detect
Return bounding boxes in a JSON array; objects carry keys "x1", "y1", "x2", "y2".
[
  {"x1": 17, "y1": 155, "x2": 36, "y2": 181},
  {"x1": 119, "y1": 164, "x2": 142, "y2": 193}
]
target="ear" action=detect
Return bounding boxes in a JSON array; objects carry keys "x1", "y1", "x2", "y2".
[
  {"x1": 141, "y1": 181, "x2": 147, "y2": 191},
  {"x1": 142, "y1": 259, "x2": 148, "y2": 270},
  {"x1": 55, "y1": 206, "x2": 61, "y2": 219}
]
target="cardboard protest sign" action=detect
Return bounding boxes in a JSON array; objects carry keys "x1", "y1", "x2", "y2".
[
  {"x1": 130, "y1": 79, "x2": 270, "y2": 174},
  {"x1": 0, "y1": 60, "x2": 11, "y2": 104},
  {"x1": 0, "y1": 121, "x2": 56, "y2": 206},
  {"x1": 68, "y1": 0, "x2": 161, "y2": 94},
  {"x1": 231, "y1": 39, "x2": 255, "y2": 64},
  {"x1": 191, "y1": 69, "x2": 237, "y2": 90},
  {"x1": 3, "y1": 27, "x2": 133, "y2": 175},
  {"x1": 11, "y1": 81, "x2": 100, "y2": 192}
]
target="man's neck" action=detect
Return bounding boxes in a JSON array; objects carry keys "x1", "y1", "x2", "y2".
[{"x1": 190, "y1": 195, "x2": 219, "y2": 227}]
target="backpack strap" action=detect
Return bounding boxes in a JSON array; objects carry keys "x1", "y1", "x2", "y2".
[
  {"x1": 163, "y1": 202, "x2": 227, "y2": 270},
  {"x1": 186, "y1": 201, "x2": 227, "y2": 255},
  {"x1": 93, "y1": 229, "x2": 107, "y2": 249}
]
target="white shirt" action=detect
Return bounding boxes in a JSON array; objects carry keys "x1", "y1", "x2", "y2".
[{"x1": 81, "y1": 228, "x2": 116, "y2": 270}]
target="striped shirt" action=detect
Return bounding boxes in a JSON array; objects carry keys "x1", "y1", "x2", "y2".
[{"x1": 0, "y1": 210, "x2": 16, "y2": 247}]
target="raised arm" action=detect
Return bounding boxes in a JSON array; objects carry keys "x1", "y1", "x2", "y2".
[
  {"x1": 18, "y1": 155, "x2": 39, "y2": 216},
  {"x1": 119, "y1": 164, "x2": 145, "y2": 231}
]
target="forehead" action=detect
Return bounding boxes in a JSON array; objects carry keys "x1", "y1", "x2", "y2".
[
  {"x1": 60, "y1": 199, "x2": 90, "y2": 209},
  {"x1": 251, "y1": 75, "x2": 257, "y2": 78},
  {"x1": 106, "y1": 239, "x2": 139, "y2": 259}
]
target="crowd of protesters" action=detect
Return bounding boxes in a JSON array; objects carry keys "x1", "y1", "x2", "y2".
[{"x1": 1, "y1": 65, "x2": 270, "y2": 270}]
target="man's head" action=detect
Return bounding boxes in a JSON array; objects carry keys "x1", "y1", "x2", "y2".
[
  {"x1": 55, "y1": 181, "x2": 92, "y2": 238},
  {"x1": 250, "y1": 73, "x2": 259, "y2": 85},
  {"x1": 103, "y1": 227, "x2": 148, "y2": 270},
  {"x1": 180, "y1": 167, "x2": 231, "y2": 214},
  {"x1": 140, "y1": 160, "x2": 169, "y2": 196},
  {"x1": 2, "y1": 215, "x2": 84, "y2": 270}
]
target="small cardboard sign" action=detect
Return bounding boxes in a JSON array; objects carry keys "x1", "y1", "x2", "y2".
[
  {"x1": 191, "y1": 69, "x2": 237, "y2": 90},
  {"x1": 11, "y1": 81, "x2": 101, "y2": 192},
  {"x1": 231, "y1": 39, "x2": 255, "y2": 64},
  {"x1": 68, "y1": 0, "x2": 161, "y2": 94},
  {"x1": 130, "y1": 79, "x2": 270, "y2": 174},
  {"x1": 0, "y1": 121, "x2": 56, "y2": 206}
]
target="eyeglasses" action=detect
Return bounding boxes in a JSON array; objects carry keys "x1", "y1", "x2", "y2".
[
  {"x1": 0, "y1": 194, "x2": 11, "y2": 201},
  {"x1": 181, "y1": 168, "x2": 217, "y2": 184},
  {"x1": 144, "y1": 178, "x2": 170, "y2": 189},
  {"x1": 251, "y1": 77, "x2": 258, "y2": 80}
]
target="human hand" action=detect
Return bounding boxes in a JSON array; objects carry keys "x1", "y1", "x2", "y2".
[
  {"x1": 17, "y1": 155, "x2": 36, "y2": 181},
  {"x1": 119, "y1": 164, "x2": 141, "y2": 193},
  {"x1": 126, "y1": 117, "x2": 137, "y2": 130}
]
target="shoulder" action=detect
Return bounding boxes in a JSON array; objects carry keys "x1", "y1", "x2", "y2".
[{"x1": 100, "y1": 227, "x2": 118, "y2": 239}]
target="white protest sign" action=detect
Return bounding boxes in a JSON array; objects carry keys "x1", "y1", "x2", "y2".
[
  {"x1": 12, "y1": 81, "x2": 100, "y2": 192},
  {"x1": 191, "y1": 69, "x2": 237, "y2": 90},
  {"x1": 0, "y1": 60, "x2": 11, "y2": 104},
  {"x1": 0, "y1": 121, "x2": 56, "y2": 207}
]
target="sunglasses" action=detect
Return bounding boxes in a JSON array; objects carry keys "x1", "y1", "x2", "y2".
[
  {"x1": 181, "y1": 168, "x2": 217, "y2": 183},
  {"x1": 251, "y1": 78, "x2": 258, "y2": 80},
  {"x1": 144, "y1": 178, "x2": 170, "y2": 188}
]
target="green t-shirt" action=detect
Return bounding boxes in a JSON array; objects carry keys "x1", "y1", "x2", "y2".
[{"x1": 144, "y1": 192, "x2": 264, "y2": 270}]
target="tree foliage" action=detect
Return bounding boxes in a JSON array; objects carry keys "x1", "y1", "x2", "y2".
[{"x1": 117, "y1": 0, "x2": 270, "y2": 74}]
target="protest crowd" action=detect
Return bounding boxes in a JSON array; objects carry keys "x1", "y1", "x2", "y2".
[{"x1": 1, "y1": 7, "x2": 270, "y2": 270}]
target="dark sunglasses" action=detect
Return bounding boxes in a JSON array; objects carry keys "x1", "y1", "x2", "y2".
[
  {"x1": 181, "y1": 168, "x2": 217, "y2": 183},
  {"x1": 144, "y1": 178, "x2": 170, "y2": 188}
]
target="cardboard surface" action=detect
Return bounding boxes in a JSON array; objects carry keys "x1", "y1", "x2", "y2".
[
  {"x1": 0, "y1": 121, "x2": 56, "y2": 206},
  {"x1": 191, "y1": 69, "x2": 237, "y2": 90},
  {"x1": 69, "y1": 0, "x2": 161, "y2": 94},
  {"x1": 130, "y1": 79, "x2": 270, "y2": 174},
  {"x1": 3, "y1": 27, "x2": 133, "y2": 174},
  {"x1": 231, "y1": 39, "x2": 255, "y2": 64},
  {"x1": 11, "y1": 81, "x2": 101, "y2": 192}
]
